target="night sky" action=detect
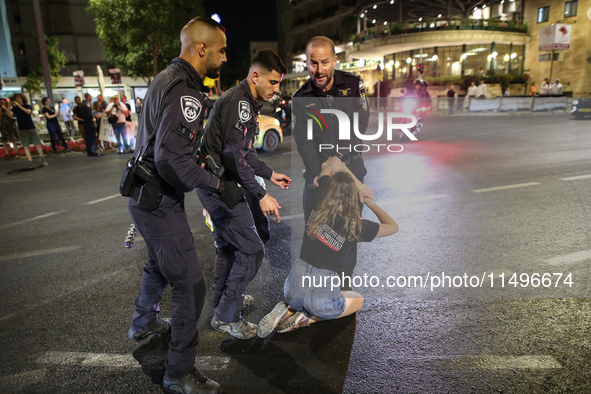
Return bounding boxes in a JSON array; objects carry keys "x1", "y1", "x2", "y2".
[{"x1": 203, "y1": 0, "x2": 278, "y2": 56}]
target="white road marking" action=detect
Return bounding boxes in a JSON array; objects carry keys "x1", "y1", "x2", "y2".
[
  {"x1": 0, "y1": 178, "x2": 33, "y2": 184},
  {"x1": 561, "y1": 174, "x2": 591, "y2": 181},
  {"x1": 0, "y1": 369, "x2": 47, "y2": 390},
  {"x1": 431, "y1": 136, "x2": 456, "y2": 140},
  {"x1": 472, "y1": 182, "x2": 540, "y2": 193},
  {"x1": 36, "y1": 352, "x2": 230, "y2": 370},
  {"x1": 86, "y1": 194, "x2": 121, "y2": 205},
  {"x1": 394, "y1": 355, "x2": 562, "y2": 370},
  {"x1": 545, "y1": 250, "x2": 591, "y2": 266},
  {"x1": 0, "y1": 210, "x2": 66, "y2": 230},
  {"x1": 0, "y1": 246, "x2": 80, "y2": 262},
  {"x1": 471, "y1": 133, "x2": 493, "y2": 136}
]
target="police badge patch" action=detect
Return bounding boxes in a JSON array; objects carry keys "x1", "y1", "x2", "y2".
[
  {"x1": 180, "y1": 96, "x2": 202, "y2": 122},
  {"x1": 239, "y1": 101, "x2": 251, "y2": 122},
  {"x1": 359, "y1": 80, "x2": 368, "y2": 111}
]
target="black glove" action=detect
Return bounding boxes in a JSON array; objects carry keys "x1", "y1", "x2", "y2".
[{"x1": 216, "y1": 180, "x2": 244, "y2": 209}]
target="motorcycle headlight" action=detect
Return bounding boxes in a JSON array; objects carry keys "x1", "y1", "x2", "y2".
[
  {"x1": 571, "y1": 106, "x2": 577, "y2": 113},
  {"x1": 274, "y1": 119, "x2": 280, "y2": 126}
]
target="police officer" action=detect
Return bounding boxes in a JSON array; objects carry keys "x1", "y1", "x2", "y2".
[
  {"x1": 197, "y1": 49, "x2": 291, "y2": 339},
  {"x1": 127, "y1": 17, "x2": 238, "y2": 394},
  {"x1": 80, "y1": 93, "x2": 100, "y2": 157},
  {"x1": 292, "y1": 36, "x2": 370, "y2": 278}
]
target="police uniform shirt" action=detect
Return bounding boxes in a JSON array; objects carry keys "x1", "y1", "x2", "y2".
[
  {"x1": 135, "y1": 57, "x2": 219, "y2": 197},
  {"x1": 201, "y1": 79, "x2": 273, "y2": 201},
  {"x1": 292, "y1": 70, "x2": 369, "y2": 183}
]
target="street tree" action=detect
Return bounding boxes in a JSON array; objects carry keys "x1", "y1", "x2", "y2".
[
  {"x1": 22, "y1": 35, "x2": 67, "y2": 95},
  {"x1": 87, "y1": 0, "x2": 205, "y2": 84}
]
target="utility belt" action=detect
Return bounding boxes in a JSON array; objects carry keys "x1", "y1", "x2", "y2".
[{"x1": 120, "y1": 144, "x2": 163, "y2": 211}]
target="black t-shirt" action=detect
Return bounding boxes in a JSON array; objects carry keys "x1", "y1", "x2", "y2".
[
  {"x1": 123, "y1": 102, "x2": 132, "y2": 122},
  {"x1": 12, "y1": 104, "x2": 35, "y2": 130},
  {"x1": 42, "y1": 107, "x2": 59, "y2": 124},
  {"x1": 299, "y1": 176, "x2": 380, "y2": 274}
]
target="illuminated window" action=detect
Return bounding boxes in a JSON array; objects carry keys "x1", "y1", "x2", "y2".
[
  {"x1": 564, "y1": 0, "x2": 577, "y2": 17},
  {"x1": 537, "y1": 6, "x2": 549, "y2": 23}
]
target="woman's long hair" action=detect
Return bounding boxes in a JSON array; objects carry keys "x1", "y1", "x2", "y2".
[
  {"x1": 12, "y1": 93, "x2": 28, "y2": 105},
  {"x1": 307, "y1": 171, "x2": 364, "y2": 242}
]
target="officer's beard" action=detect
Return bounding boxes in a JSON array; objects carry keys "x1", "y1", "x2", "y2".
[{"x1": 313, "y1": 73, "x2": 333, "y2": 91}]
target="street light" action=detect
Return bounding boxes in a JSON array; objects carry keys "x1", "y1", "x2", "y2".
[
  {"x1": 511, "y1": 52, "x2": 517, "y2": 59},
  {"x1": 372, "y1": 19, "x2": 376, "y2": 23},
  {"x1": 373, "y1": 4, "x2": 377, "y2": 9},
  {"x1": 383, "y1": 21, "x2": 388, "y2": 25},
  {"x1": 395, "y1": 61, "x2": 400, "y2": 67},
  {"x1": 406, "y1": 57, "x2": 412, "y2": 63},
  {"x1": 438, "y1": 14, "x2": 442, "y2": 18}
]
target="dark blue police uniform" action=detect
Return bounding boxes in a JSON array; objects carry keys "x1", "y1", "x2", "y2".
[
  {"x1": 197, "y1": 79, "x2": 274, "y2": 323},
  {"x1": 128, "y1": 57, "x2": 220, "y2": 377},
  {"x1": 292, "y1": 69, "x2": 370, "y2": 278}
]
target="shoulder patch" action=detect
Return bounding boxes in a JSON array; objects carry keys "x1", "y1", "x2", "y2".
[
  {"x1": 238, "y1": 100, "x2": 251, "y2": 122},
  {"x1": 180, "y1": 96, "x2": 202, "y2": 123}
]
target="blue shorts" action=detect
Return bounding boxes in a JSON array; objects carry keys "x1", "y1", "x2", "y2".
[{"x1": 283, "y1": 258, "x2": 346, "y2": 320}]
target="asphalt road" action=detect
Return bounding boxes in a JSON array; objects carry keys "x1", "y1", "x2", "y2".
[{"x1": 0, "y1": 112, "x2": 590, "y2": 393}]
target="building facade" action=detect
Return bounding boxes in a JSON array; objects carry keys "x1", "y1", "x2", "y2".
[{"x1": 523, "y1": 0, "x2": 591, "y2": 95}]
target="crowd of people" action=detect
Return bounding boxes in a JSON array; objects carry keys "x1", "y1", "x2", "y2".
[
  {"x1": 529, "y1": 78, "x2": 564, "y2": 96},
  {"x1": 0, "y1": 92, "x2": 139, "y2": 164}
]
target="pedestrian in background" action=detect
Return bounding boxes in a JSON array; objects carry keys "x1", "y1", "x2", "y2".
[
  {"x1": 121, "y1": 95, "x2": 132, "y2": 122},
  {"x1": 60, "y1": 98, "x2": 73, "y2": 136},
  {"x1": 447, "y1": 85, "x2": 456, "y2": 114},
  {"x1": 73, "y1": 96, "x2": 85, "y2": 139},
  {"x1": 135, "y1": 98, "x2": 143, "y2": 115},
  {"x1": 41, "y1": 97, "x2": 70, "y2": 154},
  {"x1": 92, "y1": 101, "x2": 106, "y2": 152},
  {"x1": 1, "y1": 99, "x2": 20, "y2": 159},
  {"x1": 80, "y1": 93, "x2": 100, "y2": 157},
  {"x1": 477, "y1": 80, "x2": 487, "y2": 98},
  {"x1": 550, "y1": 79, "x2": 563, "y2": 95},
  {"x1": 10, "y1": 93, "x2": 47, "y2": 166},
  {"x1": 106, "y1": 95, "x2": 130, "y2": 153},
  {"x1": 96, "y1": 94, "x2": 108, "y2": 110},
  {"x1": 540, "y1": 78, "x2": 550, "y2": 95},
  {"x1": 529, "y1": 82, "x2": 536, "y2": 96}
]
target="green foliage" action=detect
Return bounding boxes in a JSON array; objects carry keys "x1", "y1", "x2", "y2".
[
  {"x1": 340, "y1": 14, "x2": 358, "y2": 43},
  {"x1": 87, "y1": 0, "x2": 205, "y2": 81},
  {"x1": 22, "y1": 35, "x2": 67, "y2": 95}
]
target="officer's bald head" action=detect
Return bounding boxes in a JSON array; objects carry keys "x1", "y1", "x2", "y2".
[
  {"x1": 180, "y1": 17, "x2": 225, "y2": 52},
  {"x1": 305, "y1": 36, "x2": 336, "y2": 57},
  {"x1": 179, "y1": 17, "x2": 227, "y2": 80}
]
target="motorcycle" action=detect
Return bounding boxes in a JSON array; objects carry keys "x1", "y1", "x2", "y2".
[{"x1": 398, "y1": 96, "x2": 429, "y2": 141}]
